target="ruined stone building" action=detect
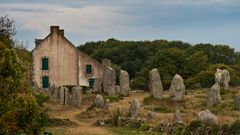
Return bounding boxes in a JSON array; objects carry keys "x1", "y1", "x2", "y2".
[{"x1": 32, "y1": 26, "x2": 106, "y2": 89}]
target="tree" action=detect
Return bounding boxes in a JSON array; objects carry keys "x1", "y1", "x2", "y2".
[
  {"x1": 0, "y1": 16, "x2": 47, "y2": 134},
  {"x1": 184, "y1": 51, "x2": 208, "y2": 78}
]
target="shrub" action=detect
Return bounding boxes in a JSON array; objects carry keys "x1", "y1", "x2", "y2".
[
  {"x1": 139, "y1": 122, "x2": 150, "y2": 131},
  {"x1": 221, "y1": 124, "x2": 230, "y2": 135},
  {"x1": 229, "y1": 120, "x2": 240, "y2": 135},
  {"x1": 186, "y1": 120, "x2": 204, "y2": 134},
  {"x1": 35, "y1": 91, "x2": 48, "y2": 106},
  {"x1": 186, "y1": 64, "x2": 240, "y2": 88},
  {"x1": 208, "y1": 124, "x2": 220, "y2": 135},
  {"x1": 109, "y1": 108, "x2": 122, "y2": 126}
]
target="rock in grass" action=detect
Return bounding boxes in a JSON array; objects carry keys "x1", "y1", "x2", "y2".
[
  {"x1": 71, "y1": 86, "x2": 82, "y2": 107},
  {"x1": 169, "y1": 74, "x2": 185, "y2": 101},
  {"x1": 129, "y1": 99, "x2": 140, "y2": 117},
  {"x1": 103, "y1": 67, "x2": 116, "y2": 96},
  {"x1": 64, "y1": 87, "x2": 71, "y2": 105},
  {"x1": 120, "y1": 70, "x2": 131, "y2": 96},
  {"x1": 207, "y1": 83, "x2": 221, "y2": 107},
  {"x1": 149, "y1": 68, "x2": 163, "y2": 99},
  {"x1": 93, "y1": 78, "x2": 103, "y2": 93},
  {"x1": 198, "y1": 109, "x2": 218, "y2": 125},
  {"x1": 172, "y1": 110, "x2": 181, "y2": 124},
  {"x1": 94, "y1": 94, "x2": 105, "y2": 108},
  {"x1": 147, "y1": 110, "x2": 158, "y2": 120},
  {"x1": 215, "y1": 69, "x2": 230, "y2": 90},
  {"x1": 59, "y1": 87, "x2": 65, "y2": 105}
]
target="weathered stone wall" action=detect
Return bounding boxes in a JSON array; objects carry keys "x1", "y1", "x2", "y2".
[
  {"x1": 33, "y1": 26, "x2": 105, "y2": 88},
  {"x1": 78, "y1": 51, "x2": 105, "y2": 86},
  {"x1": 33, "y1": 26, "x2": 79, "y2": 88}
]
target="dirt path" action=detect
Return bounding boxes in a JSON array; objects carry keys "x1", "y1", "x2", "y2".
[
  {"x1": 45, "y1": 92, "x2": 149, "y2": 135},
  {"x1": 45, "y1": 102, "x2": 111, "y2": 135}
]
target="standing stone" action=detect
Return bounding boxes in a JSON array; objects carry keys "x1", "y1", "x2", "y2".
[
  {"x1": 172, "y1": 110, "x2": 181, "y2": 124},
  {"x1": 234, "y1": 93, "x2": 240, "y2": 110},
  {"x1": 94, "y1": 94, "x2": 105, "y2": 108},
  {"x1": 64, "y1": 87, "x2": 70, "y2": 105},
  {"x1": 93, "y1": 78, "x2": 102, "y2": 93},
  {"x1": 72, "y1": 86, "x2": 82, "y2": 107},
  {"x1": 49, "y1": 84, "x2": 59, "y2": 102},
  {"x1": 215, "y1": 69, "x2": 230, "y2": 90},
  {"x1": 103, "y1": 67, "x2": 116, "y2": 96},
  {"x1": 115, "y1": 85, "x2": 120, "y2": 95},
  {"x1": 149, "y1": 68, "x2": 163, "y2": 99},
  {"x1": 59, "y1": 87, "x2": 65, "y2": 105},
  {"x1": 198, "y1": 109, "x2": 218, "y2": 125},
  {"x1": 102, "y1": 59, "x2": 112, "y2": 67},
  {"x1": 207, "y1": 83, "x2": 221, "y2": 107},
  {"x1": 104, "y1": 99, "x2": 110, "y2": 110},
  {"x1": 215, "y1": 69, "x2": 223, "y2": 84},
  {"x1": 129, "y1": 99, "x2": 140, "y2": 117},
  {"x1": 147, "y1": 110, "x2": 158, "y2": 121},
  {"x1": 222, "y1": 69, "x2": 230, "y2": 90},
  {"x1": 120, "y1": 70, "x2": 130, "y2": 96},
  {"x1": 169, "y1": 74, "x2": 186, "y2": 101}
]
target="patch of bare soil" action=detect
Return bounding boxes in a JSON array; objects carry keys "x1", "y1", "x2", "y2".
[
  {"x1": 44, "y1": 96, "x2": 111, "y2": 135},
  {"x1": 44, "y1": 92, "x2": 149, "y2": 135}
]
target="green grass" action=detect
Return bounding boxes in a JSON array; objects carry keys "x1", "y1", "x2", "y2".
[
  {"x1": 103, "y1": 95, "x2": 124, "y2": 103},
  {"x1": 143, "y1": 96, "x2": 186, "y2": 113},
  {"x1": 143, "y1": 96, "x2": 161, "y2": 105},
  {"x1": 153, "y1": 106, "x2": 175, "y2": 113}
]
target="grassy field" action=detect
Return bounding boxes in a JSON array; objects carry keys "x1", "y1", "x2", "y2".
[{"x1": 42, "y1": 87, "x2": 240, "y2": 134}]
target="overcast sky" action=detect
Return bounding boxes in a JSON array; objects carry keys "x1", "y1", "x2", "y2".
[{"x1": 1, "y1": 0, "x2": 240, "y2": 51}]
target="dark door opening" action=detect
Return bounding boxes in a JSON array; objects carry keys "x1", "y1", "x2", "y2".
[
  {"x1": 88, "y1": 79, "x2": 94, "y2": 88},
  {"x1": 42, "y1": 76, "x2": 49, "y2": 89}
]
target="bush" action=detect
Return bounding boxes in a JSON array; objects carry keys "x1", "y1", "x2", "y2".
[
  {"x1": 229, "y1": 120, "x2": 240, "y2": 135},
  {"x1": 186, "y1": 64, "x2": 240, "y2": 88},
  {"x1": 221, "y1": 124, "x2": 230, "y2": 135},
  {"x1": 35, "y1": 91, "x2": 48, "y2": 106},
  {"x1": 109, "y1": 108, "x2": 122, "y2": 126},
  {"x1": 186, "y1": 120, "x2": 204, "y2": 134},
  {"x1": 139, "y1": 122, "x2": 150, "y2": 131}
]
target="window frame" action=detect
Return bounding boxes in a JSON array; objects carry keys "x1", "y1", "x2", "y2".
[
  {"x1": 41, "y1": 57, "x2": 49, "y2": 70},
  {"x1": 86, "y1": 64, "x2": 92, "y2": 74},
  {"x1": 42, "y1": 76, "x2": 49, "y2": 89}
]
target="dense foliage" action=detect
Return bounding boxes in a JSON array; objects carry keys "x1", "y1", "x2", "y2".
[
  {"x1": 0, "y1": 16, "x2": 48, "y2": 134},
  {"x1": 78, "y1": 38, "x2": 240, "y2": 89}
]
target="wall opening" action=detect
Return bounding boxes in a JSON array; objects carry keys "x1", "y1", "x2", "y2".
[
  {"x1": 86, "y1": 64, "x2": 92, "y2": 74},
  {"x1": 88, "y1": 78, "x2": 94, "y2": 88},
  {"x1": 42, "y1": 57, "x2": 49, "y2": 70},
  {"x1": 42, "y1": 76, "x2": 49, "y2": 89}
]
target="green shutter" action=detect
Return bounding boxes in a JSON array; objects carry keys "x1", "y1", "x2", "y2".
[
  {"x1": 88, "y1": 79, "x2": 94, "y2": 88},
  {"x1": 86, "y1": 65, "x2": 92, "y2": 74},
  {"x1": 42, "y1": 58, "x2": 49, "y2": 70},
  {"x1": 42, "y1": 76, "x2": 49, "y2": 88}
]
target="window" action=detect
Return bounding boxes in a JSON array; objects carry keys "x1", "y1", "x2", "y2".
[
  {"x1": 86, "y1": 64, "x2": 92, "y2": 74},
  {"x1": 88, "y1": 79, "x2": 94, "y2": 88},
  {"x1": 42, "y1": 57, "x2": 49, "y2": 70},
  {"x1": 42, "y1": 76, "x2": 49, "y2": 88}
]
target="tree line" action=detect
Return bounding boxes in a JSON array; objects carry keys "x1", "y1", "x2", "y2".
[{"x1": 78, "y1": 38, "x2": 240, "y2": 90}]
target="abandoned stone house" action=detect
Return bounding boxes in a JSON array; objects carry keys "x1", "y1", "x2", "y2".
[{"x1": 32, "y1": 26, "x2": 107, "y2": 89}]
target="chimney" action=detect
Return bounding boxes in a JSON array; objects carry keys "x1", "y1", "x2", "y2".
[
  {"x1": 35, "y1": 39, "x2": 43, "y2": 47},
  {"x1": 50, "y1": 26, "x2": 59, "y2": 33},
  {"x1": 59, "y1": 29, "x2": 64, "y2": 36}
]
